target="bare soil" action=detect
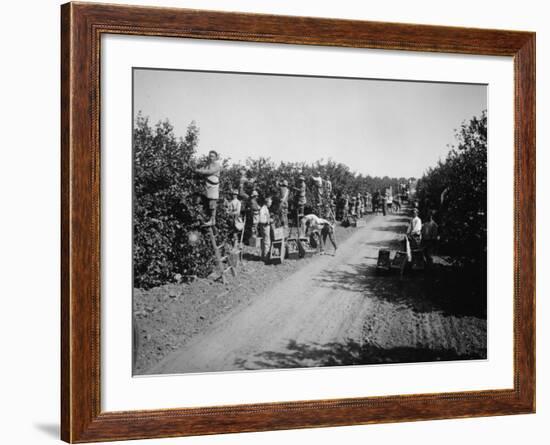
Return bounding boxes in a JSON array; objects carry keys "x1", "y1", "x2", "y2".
[{"x1": 134, "y1": 211, "x2": 486, "y2": 375}]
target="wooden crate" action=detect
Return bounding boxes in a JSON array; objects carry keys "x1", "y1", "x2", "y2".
[
  {"x1": 390, "y1": 251, "x2": 408, "y2": 270},
  {"x1": 272, "y1": 227, "x2": 285, "y2": 240},
  {"x1": 228, "y1": 249, "x2": 241, "y2": 268},
  {"x1": 411, "y1": 249, "x2": 425, "y2": 270},
  {"x1": 376, "y1": 249, "x2": 391, "y2": 271},
  {"x1": 355, "y1": 219, "x2": 367, "y2": 227},
  {"x1": 298, "y1": 236, "x2": 317, "y2": 257},
  {"x1": 269, "y1": 239, "x2": 285, "y2": 264},
  {"x1": 248, "y1": 235, "x2": 262, "y2": 248},
  {"x1": 285, "y1": 238, "x2": 300, "y2": 260}
]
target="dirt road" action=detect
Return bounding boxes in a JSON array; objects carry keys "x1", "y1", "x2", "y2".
[{"x1": 149, "y1": 213, "x2": 486, "y2": 374}]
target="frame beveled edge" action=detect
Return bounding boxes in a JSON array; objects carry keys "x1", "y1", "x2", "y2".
[{"x1": 60, "y1": 2, "x2": 535, "y2": 443}]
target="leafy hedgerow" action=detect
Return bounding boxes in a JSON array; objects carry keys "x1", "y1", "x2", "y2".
[
  {"x1": 134, "y1": 113, "x2": 411, "y2": 288},
  {"x1": 416, "y1": 110, "x2": 487, "y2": 270}
]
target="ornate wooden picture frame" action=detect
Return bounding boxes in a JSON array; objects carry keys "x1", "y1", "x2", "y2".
[{"x1": 61, "y1": 2, "x2": 535, "y2": 442}]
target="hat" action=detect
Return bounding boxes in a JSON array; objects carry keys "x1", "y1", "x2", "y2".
[
  {"x1": 231, "y1": 189, "x2": 238, "y2": 195},
  {"x1": 298, "y1": 176, "x2": 305, "y2": 181},
  {"x1": 281, "y1": 179, "x2": 288, "y2": 186},
  {"x1": 251, "y1": 190, "x2": 259, "y2": 197}
]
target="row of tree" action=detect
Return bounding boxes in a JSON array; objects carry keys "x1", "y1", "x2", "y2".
[
  {"x1": 133, "y1": 113, "x2": 409, "y2": 288},
  {"x1": 415, "y1": 110, "x2": 487, "y2": 270}
]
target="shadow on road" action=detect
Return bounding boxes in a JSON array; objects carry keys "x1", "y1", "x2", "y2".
[
  {"x1": 370, "y1": 224, "x2": 408, "y2": 234},
  {"x1": 314, "y1": 262, "x2": 486, "y2": 319},
  {"x1": 233, "y1": 338, "x2": 486, "y2": 370}
]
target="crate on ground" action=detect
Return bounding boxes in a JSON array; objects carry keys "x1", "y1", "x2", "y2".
[
  {"x1": 285, "y1": 237, "x2": 300, "y2": 260},
  {"x1": 376, "y1": 249, "x2": 391, "y2": 271},
  {"x1": 297, "y1": 236, "x2": 317, "y2": 257},
  {"x1": 390, "y1": 251, "x2": 408, "y2": 270},
  {"x1": 272, "y1": 227, "x2": 285, "y2": 240},
  {"x1": 411, "y1": 249, "x2": 425, "y2": 270},
  {"x1": 391, "y1": 251, "x2": 408, "y2": 277},
  {"x1": 227, "y1": 248, "x2": 241, "y2": 268},
  {"x1": 269, "y1": 239, "x2": 285, "y2": 264},
  {"x1": 355, "y1": 219, "x2": 367, "y2": 227},
  {"x1": 247, "y1": 235, "x2": 262, "y2": 248}
]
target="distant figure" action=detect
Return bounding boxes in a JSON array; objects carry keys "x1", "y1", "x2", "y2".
[
  {"x1": 356, "y1": 193, "x2": 362, "y2": 218},
  {"x1": 258, "y1": 196, "x2": 273, "y2": 260},
  {"x1": 293, "y1": 176, "x2": 307, "y2": 226},
  {"x1": 386, "y1": 193, "x2": 393, "y2": 214},
  {"x1": 406, "y1": 208, "x2": 422, "y2": 248},
  {"x1": 341, "y1": 193, "x2": 349, "y2": 220},
  {"x1": 238, "y1": 168, "x2": 254, "y2": 201},
  {"x1": 278, "y1": 179, "x2": 290, "y2": 229},
  {"x1": 373, "y1": 190, "x2": 381, "y2": 214},
  {"x1": 421, "y1": 211, "x2": 439, "y2": 266},
  {"x1": 227, "y1": 189, "x2": 242, "y2": 247},
  {"x1": 393, "y1": 195, "x2": 402, "y2": 213},
  {"x1": 349, "y1": 196, "x2": 357, "y2": 217},
  {"x1": 311, "y1": 172, "x2": 323, "y2": 212},
  {"x1": 248, "y1": 190, "x2": 260, "y2": 236},
  {"x1": 323, "y1": 178, "x2": 333, "y2": 198},
  {"x1": 194, "y1": 150, "x2": 221, "y2": 226}
]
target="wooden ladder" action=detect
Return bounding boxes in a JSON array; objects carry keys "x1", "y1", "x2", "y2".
[{"x1": 205, "y1": 226, "x2": 236, "y2": 284}]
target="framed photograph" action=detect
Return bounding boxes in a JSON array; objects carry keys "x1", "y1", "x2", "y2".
[{"x1": 61, "y1": 2, "x2": 535, "y2": 442}]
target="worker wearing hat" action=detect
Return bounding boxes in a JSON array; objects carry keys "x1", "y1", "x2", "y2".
[
  {"x1": 258, "y1": 196, "x2": 273, "y2": 261},
  {"x1": 194, "y1": 150, "x2": 221, "y2": 226},
  {"x1": 350, "y1": 196, "x2": 357, "y2": 217},
  {"x1": 278, "y1": 179, "x2": 290, "y2": 229},
  {"x1": 406, "y1": 208, "x2": 422, "y2": 248},
  {"x1": 227, "y1": 189, "x2": 243, "y2": 247},
  {"x1": 293, "y1": 176, "x2": 307, "y2": 231},
  {"x1": 248, "y1": 189, "x2": 260, "y2": 236}
]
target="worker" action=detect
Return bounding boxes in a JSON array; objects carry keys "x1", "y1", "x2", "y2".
[
  {"x1": 300, "y1": 214, "x2": 338, "y2": 254},
  {"x1": 238, "y1": 168, "x2": 249, "y2": 200},
  {"x1": 278, "y1": 179, "x2": 289, "y2": 229},
  {"x1": 194, "y1": 150, "x2": 221, "y2": 226},
  {"x1": 323, "y1": 178, "x2": 333, "y2": 206},
  {"x1": 421, "y1": 210, "x2": 439, "y2": 267},
  {"x1": 293, "y1": 176, "x2": 307, "y2": 229},
  {"x1": 357, "y1": 193, "x2": 363, "y2": 218},
  {"x1": 259, "y1": 196, "x2": 273, "y2": 260},
  {"x1": 349, "y1": 196, "x2": 357, "y2": 218},
  {"x1": 227, "y1": 189, "x2": 242, "y2": 247},
  {"x1": 394, "y1": 194, "x2": 402, "y2": 213},
  {"x1": 386, "y1": 193, "x2": 393, "y2": 214},
  {"x1": 248, "y1": 190, "x2": 260, "y2": 236},
  {"x1": 373, "y1": 190, "x2": 381, "y2": 214},
  {"x1": 311, "y1": 172, "x2": 323, "y2": 213},
  {"x1": 406, "y1": 208, "x2": 422, "y2": 248},
  {"x1": 341, "y1": 193, "x2": 349, "y2": 221}
]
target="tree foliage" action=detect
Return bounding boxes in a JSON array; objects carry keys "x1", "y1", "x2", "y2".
[
  {"x1": 133, "y1": 114, "x2": 233, "y2": 288},
  {"x1": 134, "y1": 114, "x2": 410, "y2": 288},
  {"x1": 416, "y1": 110, "x2": 487, "y2": 267}
]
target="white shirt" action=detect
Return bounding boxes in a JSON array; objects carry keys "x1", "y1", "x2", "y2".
[
  {"x1": 259, "y1": 205, "x2": 271, "y2": 224},
  {"x1": 302, "y1": 214, "x2": 332, "y2": 232},
  {"x1": 407, "y1": 216, "x2": 422, "y2": 235}
]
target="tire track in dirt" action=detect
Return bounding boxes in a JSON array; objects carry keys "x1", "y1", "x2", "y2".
[{"x1": 149, "y1": 213, "x2": 486, "y2": 375}]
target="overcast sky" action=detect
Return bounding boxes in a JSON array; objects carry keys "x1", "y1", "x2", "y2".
[{"x1": 133, "y1": 68, "x2": 486, "y2": 179}]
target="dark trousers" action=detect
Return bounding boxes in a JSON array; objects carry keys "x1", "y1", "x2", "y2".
[{"x1": 321, "y1": 226, "x2": 337, "y2": 251}]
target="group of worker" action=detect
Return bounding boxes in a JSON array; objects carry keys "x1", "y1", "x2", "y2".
[
  {"x1": 193, "y1": 151, "x2": 341, "y2": 259},
  {"x1": 193, "y1": 150, "x2": 411, "y2": 261},
  {"x1": 406, "y1": 207, "x2": 439, "y2": 266}
]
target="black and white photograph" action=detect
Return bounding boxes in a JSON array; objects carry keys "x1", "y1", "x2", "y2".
[{"x1": 132, "y1": 68, "x2": 488, "y2": 376}]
